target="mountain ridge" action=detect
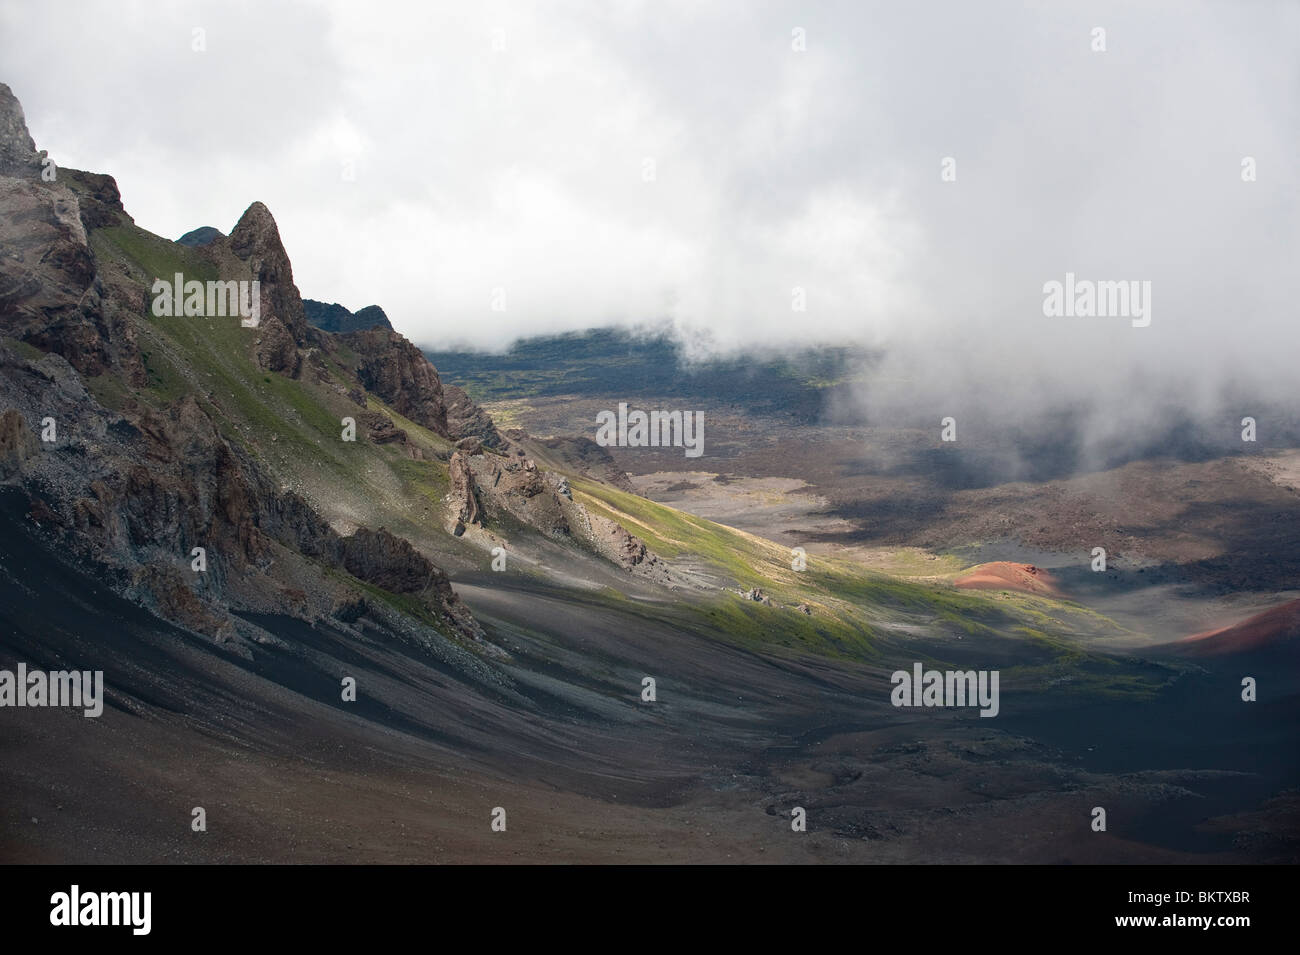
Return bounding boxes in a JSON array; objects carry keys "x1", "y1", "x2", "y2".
[
  {"x1": 0, "y1": 81, "x2": 680, "y2": 658},
  {"x1": 303, "y1": 299, "x2": 394, "y2": 334}
]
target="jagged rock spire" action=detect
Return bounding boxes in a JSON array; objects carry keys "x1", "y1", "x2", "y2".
[{"x1": 227, "y1": 200, "x2": 311, "y2": 345}]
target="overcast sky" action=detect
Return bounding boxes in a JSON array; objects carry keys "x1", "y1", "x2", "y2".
[{"x1": 2, "y1": 0, "x2": 1297, "y2": 425}]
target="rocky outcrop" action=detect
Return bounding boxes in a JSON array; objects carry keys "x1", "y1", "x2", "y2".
[
  {"x1": 0, "y1": 176, "x2": 112, "y2": 376},
  {"x1": 449, "y1": 448, "x2": 482, "y2": 533},
  {"x1": 306, "y1": 306, "x2": 501, "y2": 446},
  {"x1": 343, "y1": 328, "x2": 449, "y2": 436},
  {"x1": 486, "y1": 454, "x2": 570, "y2": 535},
  {"x1": 588, "y1": 512, "x2": 663, "y2": 574},
  {"x1": 60, "y1": 168, "x2": 130, "y2": 230},
  {"x1": 253, "y1": 315, "x2": 301, "y2": 376},
  {"x1": 339, "y1": 526, "x2": 482, "y2": 639},
  {"x1": 104, "y1": 395, "x2": 329, "y2": 575},
  {"x1": 358, "y1": 409, "x2": 407, "y2": 445},
  {"x1": 443, "y1": 437, "x2": 670, "y2": 582},
  {"x1": 0, "y1": 82, "x2": 40, "y2": 175},
  {"x1": 0, "y1": 88, "x2": 137, "y2": 380},
  {"x1": 227, "y1": 201, "x2": 311, "y2": 345},
  {"x1": 444, "y1": 383, "x2": 505, "y2": 450},
  {"x1": 341, "y1": 526, "x2": 432, "y2": 593}
]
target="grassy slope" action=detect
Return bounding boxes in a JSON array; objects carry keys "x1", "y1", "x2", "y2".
[
  {"x1": 85, "y1": 223, "x2": 465, "y2": 627},
  {"x1": 91, "y1": 223, "x2": 454, "y2": 509},
  {"x1": 569, "y1": 476, "x2": 1169, "y2": 695}
]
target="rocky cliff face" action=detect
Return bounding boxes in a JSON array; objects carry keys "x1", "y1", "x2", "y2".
[
  {"x1": 0, "y1": 338, "x2": 482, "y2": 645},
  {"x1": 0, "y1": 82, "x2": 40, "y2": 175},
  {"x1": 444, "y1": 383, "x2": 506, "y2": 450},
  {"x1": 446, "y1": 441, "x2": 671, "y2": 583},
  {"x1": 343, "y1": 327, "x2": 450, "y2": 436},
  {"x1": 0, "y1": 84, "x2": 483, "y2": 649},
  {"x1": 225, "y1": 201, "x2": 312, "y2": 345},
  {"x1": 0, "y1": 179, "x2": 106, "y2": 369},
  {"x1": 0, "y1": 85, "x2": 140, "y2": 384},
  {"x1": 448, "y1": 447, "x2": 483, "y2": 534}
]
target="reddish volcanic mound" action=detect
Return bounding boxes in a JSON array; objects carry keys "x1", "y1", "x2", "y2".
[
  {"x1": 954, "y1": 562, "x2": 1062, "y2": 597},
  {"x1": 1172, "y1": 599, "x2": 1300, "y2": 657}
]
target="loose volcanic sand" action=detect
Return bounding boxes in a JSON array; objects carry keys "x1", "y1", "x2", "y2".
[{"x1": 1171, "y1": 598, "x2": 1300, "y2": 658}]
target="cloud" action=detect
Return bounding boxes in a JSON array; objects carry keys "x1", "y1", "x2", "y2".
[{"x1": 1, "y1": 0, "x2": 1296, "y2": 421}]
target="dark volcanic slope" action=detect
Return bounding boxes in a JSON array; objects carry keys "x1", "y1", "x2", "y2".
[{"x1": 3, "y1": 493, "x2": 1296, "y2": 864}]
